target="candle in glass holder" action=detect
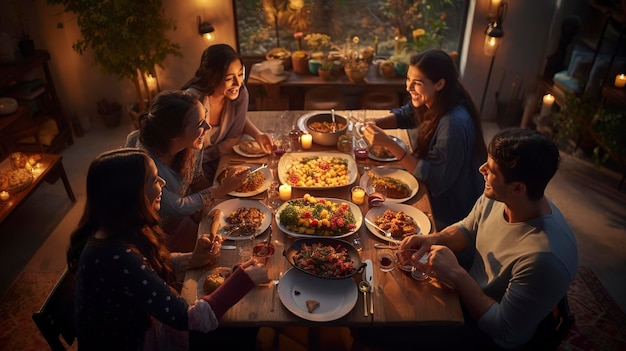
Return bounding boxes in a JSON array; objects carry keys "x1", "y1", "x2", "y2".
[
  {"x1": 0, "y1": 191, "x2": 9, "y2": 201},
  {"x1": 540, "y1": 94, "x2": 555, "y2": 116},
  {"x1": 279, "y1": 184, "x2": 292, "y2": 201},
  {"x1": 301, "y1": 133, "x2": 312, "y2": 149},
  {"x1": 615, "y1": 74, "x2": 626, "y2": 88}
]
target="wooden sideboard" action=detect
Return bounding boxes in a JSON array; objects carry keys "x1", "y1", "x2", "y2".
[
  {"x1": 0, "y1": 50, "x2": 73, "y2": 157},
  {"x1": 246, "y1": 62, "x2": 409, "y2": 110}
]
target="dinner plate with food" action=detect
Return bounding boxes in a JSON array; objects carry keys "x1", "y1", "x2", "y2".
[
  {"x1": 359, "y1": 167, "x2": 418, "y2": 203},
  {"x1": 277, "y1": 267, "x2": 358, "y2": 322},
  {"x1": 368, "y1": 135, "x2": 409, "y2": 162},
  {"x1": 284, "y1": 238, "x2": 365, "y2": 279},
  {"x1": 277, "y1": 151, "x2": 357, "y2": 189},
  {"x1": 365, "y1": 203, "x2": 432, "y2": 243},
  {"x1": 214, "y1": 164, "x2": 272, "y2": 197},
  {"x1": 213, "y1": 199, "x2": 272, "y2": 240},
  {"x1": 233, "y1": 140, "x2": 267, "y2": 158},
  {"x1": 275, "y1": 194, "x2": 362, "y2": 239}
]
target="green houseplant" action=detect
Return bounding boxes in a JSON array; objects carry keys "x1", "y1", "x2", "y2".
[
  {"x1": 590, "y1": 106, "x2": 626, "y2": 169},
  {"x1": 47, "y1": 0, "x2": 182, "y2": 116},
  {"x1": 552, "y1": 93, "x2": 597, "y2": 152}
]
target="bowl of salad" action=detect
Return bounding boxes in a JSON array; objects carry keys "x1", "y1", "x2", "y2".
[{"x1": 283, "y1": 238, "x2": 365, "y2": 279}]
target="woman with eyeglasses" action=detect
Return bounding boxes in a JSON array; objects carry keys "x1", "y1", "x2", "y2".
[
  {"x1": 182, "y1": 44, "x2": 274, "y2": 181},
  {"x1": 127, "y1": 90, "x2": 250, "y2": 252}
]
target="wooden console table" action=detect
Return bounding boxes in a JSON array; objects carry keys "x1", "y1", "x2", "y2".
[
  {"x1": 0, "y1": 153, "x2": 75, "y2": 223},
  {"x1": 247, "y1": 63, "x2": 408, "y2": 110}
]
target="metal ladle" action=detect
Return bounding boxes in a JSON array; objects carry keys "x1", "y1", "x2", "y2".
[{"x1": 358, "y1": 281, "x2": 370, "y2": 317}]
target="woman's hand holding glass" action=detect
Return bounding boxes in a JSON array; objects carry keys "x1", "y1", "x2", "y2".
[
  {"x1": 363, "y1": 124, "x2": 395, "y2": 150},
  {"x1": 187, "y1": 234, "x2": 223, "y2": 269}
]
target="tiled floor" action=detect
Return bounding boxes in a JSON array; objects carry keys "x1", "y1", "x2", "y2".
[{"x1": 1, "y1": 116, "x2": 625, "y2": 315}]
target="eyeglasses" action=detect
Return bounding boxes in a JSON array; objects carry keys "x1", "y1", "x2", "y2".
[{"x1": 199, "y1": 119, "x2": 211, "y2": 131}]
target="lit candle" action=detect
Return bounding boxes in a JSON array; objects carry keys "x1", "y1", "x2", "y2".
[
  {"x1": 279, "y1": 184, "x2": 292, "y2": 201},
  {"x1": 301, "y1": 133, "x2": 313, "y2": 149},
  {"x1": 540, "y1": 94, "x2": 555, "y2": 116},
  {"x1": 615, "y1": 74, "x2": 626, "y2": 88},
  {"x1": 0, "y1": 191, "x2": 9, "y2": 201},
  {"x1": 351, "y1": 186, "x2": 366, "y2": 205},
  {"x1": 146, "y1": 74, "x2": 157, "y2": 92}
]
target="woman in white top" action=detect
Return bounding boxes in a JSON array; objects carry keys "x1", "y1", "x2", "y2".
[{"x1": 182, "y1": 44, "x2": 274, "y2": 181}]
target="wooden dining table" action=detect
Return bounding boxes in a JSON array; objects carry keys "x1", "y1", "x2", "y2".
[{"x1": 181, "y1": 110, "x2": 463, "y2": 347}]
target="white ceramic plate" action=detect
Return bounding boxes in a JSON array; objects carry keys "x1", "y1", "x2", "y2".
[
  {"x1": 365, "y1": 204, "x2": 432, "y2": 243},
  {"x1": 214, "y1": 199, "x2": 272, "y2": 240},
  {"x1": 232, "y1": 143, "x2": 267, "y2": 158},
  {"x1": 214, "y1": 166, "x2": 272, "y2": 197},
  {"x1": 275, "y1": 197, "x2": 363, "y2": 239},
  {"x1": 277, "y1": 152, "x2": 357, "y2": 189},
  {"x1": 277, "y1": 268, "x2": 358, "y2": 322},
  {"x1": 359, "y1": 167, "x2": 418, "y2": 203},
  {"x1": 368, "y1": 136, "x2": 408, "y2": 162}
]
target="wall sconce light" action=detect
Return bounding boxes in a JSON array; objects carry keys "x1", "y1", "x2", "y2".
[
  {"x1": 480, "y1": 1, "x2": 507, "y2": 114},
  {"x1": 197, "y1": 16, "x2": 215, "y2": 41}
]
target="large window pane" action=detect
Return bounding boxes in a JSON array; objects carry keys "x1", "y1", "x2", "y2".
[{"x1": 234, "y1": 0, "x2": 468, "y2": 58}]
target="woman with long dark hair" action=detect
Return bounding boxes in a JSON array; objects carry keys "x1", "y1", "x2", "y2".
[
  {"x1": 182, "y1": 44, "x2": 274, "y2": 180},
  {"x1": 127, "y1": 90, "x2": 250, "y2": 252},
  {"x1": 364, "y1": 49, "x2": 487, "y2": 227},
  {"x1": 67, "y1": 148, "x2": 268, "y2": 350}
]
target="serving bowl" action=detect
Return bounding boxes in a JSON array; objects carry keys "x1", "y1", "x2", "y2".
[
  {"x1": 0, "y1": 98, "x2": 18, "y2": 115},
  {"x1": 283, "y1": 237, "x2": 365, "y2": 279},
  {"x1": 305, "y1": 112, "x2": 348, "y2": 146}
]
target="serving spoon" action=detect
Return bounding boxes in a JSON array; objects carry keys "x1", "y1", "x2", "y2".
[{"x1": 358, "y1": 281, "x2": 370, "y2": 317}]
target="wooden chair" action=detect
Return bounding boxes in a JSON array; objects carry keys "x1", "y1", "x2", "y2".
[
  {"x1": 32, "y1": 269, "x2": 76, "y2": 351},
  {"x1": 524, "y1": 295, "x2": 575, "y2": 350}
]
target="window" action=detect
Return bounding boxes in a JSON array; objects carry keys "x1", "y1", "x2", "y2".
[{"x1": 233, "y1": 0, "x2": 469, "y2": 58}]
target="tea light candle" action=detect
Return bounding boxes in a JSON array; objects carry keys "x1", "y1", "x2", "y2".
[
  {"x1": 540, "y1": 94, "x2": 555, "y2": 116},
  {"x1": 351, "y1": 186, "x2": 366, "y2": 205},
  {"x1": 0, "y1": 191, "x2": 9, "y2": 201},
  {"x1": 615, "y1": 74, "x2": 626, "y2": 88},
  {"x1": 279, "y1": 184, "x2": 292, "y2": 201},
  {"x1": 301, "y1": 133, "x2": 312, "y2": 149}
]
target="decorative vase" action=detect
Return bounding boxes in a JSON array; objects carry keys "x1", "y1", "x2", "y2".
[
  {"x1": 394, "y1": 62, "x2": 409, "y2": 77},
  {"x1": 318, "y1": 68, "x2": 331, "y2": 81},
  {"x1": 266, "y1": 47, "x2": 292, "y2": 70},
  {"x1": 344, "y1": 62, "x2": 369, "y2": 83},
  {"x1": 381, "y1": 62, "x2": 396, "y2": 79},
  {"x1": 308, "y1": 59, "x2": 323, "y2": 75},
  {"x1": 291, "y1": 51, "x2": 310, "y2": 74}
]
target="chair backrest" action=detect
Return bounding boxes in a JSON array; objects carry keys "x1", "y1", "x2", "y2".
[
  {"x1": 524, "y1": 295, "x2": 575, "y2": 350},
  {"x1": 32, "y1": 269, "x2": 76, "y2": 351}
]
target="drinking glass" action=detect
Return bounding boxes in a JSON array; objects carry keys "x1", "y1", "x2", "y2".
[
  {"x1": 265, "y1": 181, "x2": 283, "y2": 214},
  {"x1": 396, "y1": 249, "x2": 430, "y2": 281},
  {"x1": 238, "y1": 235, "x2": 254, "y2": 263}
]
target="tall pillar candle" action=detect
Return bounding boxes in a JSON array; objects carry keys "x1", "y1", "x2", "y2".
[
  {"x1": 615, "y1": 74, "x2": 626, "y2": 88},
  {"x1": 279, "y1": 184, "x2": 292, "y2": 201},
  {"x1": 540, "y1": 94, "x2": 555, "y2": 116},
  {"x1": 301, "y1": 133, "x2": 312, "y2": 149}
]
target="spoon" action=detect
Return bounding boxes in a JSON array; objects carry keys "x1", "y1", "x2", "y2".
[
  {"x1": 358, "y1": 281, "x2": 370, "y2": 317},
  {"x1": 331, "y1": 108, "x2": 336, "y2": 133}
]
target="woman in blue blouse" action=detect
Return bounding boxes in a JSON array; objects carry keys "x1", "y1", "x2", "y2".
[
  {"x1": 364, "y1": 49, "x2": 487, "y2": 227},
  {"x1": 127, "y1": 90, "x2": 251, "y2": 252},
  {"x1": 67, "y1": 148, "x2": 269, "y2": 350}
]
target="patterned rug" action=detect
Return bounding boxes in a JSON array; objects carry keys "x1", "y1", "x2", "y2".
[{"x1": 0, "y1": 266, "x2": 624, "y2": 350}]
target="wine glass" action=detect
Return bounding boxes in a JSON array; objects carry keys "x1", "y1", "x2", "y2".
[{"x1": 265, "y1": 181, "x2": 283, "y2": 214}]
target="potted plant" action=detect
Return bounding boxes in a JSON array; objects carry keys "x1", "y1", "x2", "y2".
[
  {"x1": 317, "y1": 61, "x2": 334, "y2": 81},
  {"x1": 553, "y1": 93, "x2": 597, "y2": 153},
  {"x1": 97, "y1": 99, "x2": 122, "y2": 128},
  {"x1": 389, "y1": 48, "x2": 412, "y2": 77},
  {"x1": 47, "y1": 0, "x2": 182, "y2": 121},
  {"x1": 590, "y1": 106, "x2": 626, "y2": 170}
]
